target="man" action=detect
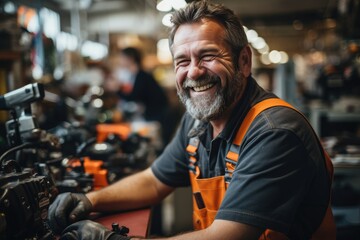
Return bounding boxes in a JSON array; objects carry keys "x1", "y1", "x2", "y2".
[
  {"x1": 112, "y1": 47, "x2": 168, "y2": 124},
  {"x1": 49, "y1": 1, "x2": 335, "y2": 239},
  {"x1": 111, "y1": 47, "x2": 171, "y2": 144}
]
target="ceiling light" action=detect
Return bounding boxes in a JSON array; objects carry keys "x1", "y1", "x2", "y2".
[
  {"x1": 269, "y1": 50, "x2": 281, "y2": 64},
  {"x1": 251, "y1": 37, "x2": 266, "y2": 50},
  {"x1": 81, "y1": 40, "x2": 108, "y2": 60},
  {"x1": 162, "y1": 13, "x2": 173, "y2": 27},
  {"x1": 245, "y1": 29, "x2": 258, "y2": 43},
  {"x1": 157, "y1": 0, "x2": 172, "y2": 12},
  {"x1": 41, "y1": 8, "x2": 60, "y2": 39},
  {"x1": 56, "y1": 32, "x2": 78, "y2": 52},
  {"x1": 279, "y1": 51, "x2": 289, "y2": 64},
  {"x1": 258, "y1": 44, "x2": 269, "y2": 54},
  {"x1": 172, "y1": 0, "x2": 187, "y2": 10},
  {"x1": 260, "y1": 53, "x2": 271, "y2": 65}
]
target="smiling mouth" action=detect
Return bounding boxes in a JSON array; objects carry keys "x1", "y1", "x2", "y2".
[{"x1": 192, "y1": 83, "x2": 216, "y2": 92}]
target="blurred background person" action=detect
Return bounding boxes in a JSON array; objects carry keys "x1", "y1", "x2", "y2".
[{"x1": 105, "y1": 47, "x2": 171, "y2": 143}]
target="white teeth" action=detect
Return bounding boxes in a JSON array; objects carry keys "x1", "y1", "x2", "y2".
[{"x1": 193, "y1": 83, "x2": 215, "y2": 92}]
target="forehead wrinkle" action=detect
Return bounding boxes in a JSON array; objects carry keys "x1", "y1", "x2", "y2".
[{"x1": 172, "y1": 20, "x2": 226, "y2": 47}]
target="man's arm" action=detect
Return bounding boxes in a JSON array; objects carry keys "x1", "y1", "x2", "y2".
[
  {"x1": 60, "y1": 219, "x2": 264, "y2": 240},
  {"x1": 86, "y1": 167, "x2": 174, "y2": 212},
  {"x1": 131, "y1": 220, "x2": 263, "y2": 240}
]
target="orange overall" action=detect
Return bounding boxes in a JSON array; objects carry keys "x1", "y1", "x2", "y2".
[{"x1": 186, "y1": 98, "x2": 336, "y2": 239}]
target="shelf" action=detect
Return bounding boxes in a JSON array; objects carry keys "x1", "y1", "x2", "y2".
[
  {"x1": 326, "y1": 112, "x2": 360, "y2": 122},
  {"x1": 309, "y1": 107, "x2": 360, "y2": 136}
]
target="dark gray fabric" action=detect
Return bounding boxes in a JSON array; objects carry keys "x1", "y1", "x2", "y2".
[{"x1": 151, "y1": 76, "x2": 330, "y2": 239}]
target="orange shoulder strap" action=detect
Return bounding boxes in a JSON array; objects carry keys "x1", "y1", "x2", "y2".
[
  {"x1": 226, "y1": 98, "x2": 295, "y2": 162},
  {"x1": 233, "y1": 98, "x2": 295, "y2": 145},
  {"x1": 225, "y1": 98, "x2": 333, "y2": 186}
]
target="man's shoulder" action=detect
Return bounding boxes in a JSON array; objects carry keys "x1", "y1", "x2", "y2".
[
  {"x1": 136, "y1": 70, "x2": 156, "y2": 83},
  {"x1": 260, "y1": 106, "x2": 310, "y2": 133},
  {"x1": 245, "y1": 105, "x2": 322, "y2": 159}
]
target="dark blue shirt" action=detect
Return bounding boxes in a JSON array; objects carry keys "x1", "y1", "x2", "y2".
[{"x1": 151, "y1": 77, "x2": 330, "y2": 239}]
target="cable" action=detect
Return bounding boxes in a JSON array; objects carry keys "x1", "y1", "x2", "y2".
[{"x1": 0, "y1": 142, "x2": 35, "y2": 168}]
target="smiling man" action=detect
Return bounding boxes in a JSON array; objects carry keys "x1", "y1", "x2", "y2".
[
  {"x1": 172, "y1": 18, "x2": 248, "y2": 137},
  {"x1": 49, "y1": 1, "x2": 335, "y2": 240}
]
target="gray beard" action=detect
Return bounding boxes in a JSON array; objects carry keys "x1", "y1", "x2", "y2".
[
  {"x1": 178, "y1": 72, "x2": 243, "y2": 121},
  {"x1": 179, "y1": 85, "x2": 225, "y2": 121}
]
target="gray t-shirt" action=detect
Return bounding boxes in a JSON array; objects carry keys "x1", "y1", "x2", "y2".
[{"x1": 151, "y1": 77, "x2": 331, "y2": 239}]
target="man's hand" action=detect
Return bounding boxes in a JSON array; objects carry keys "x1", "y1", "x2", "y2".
[
  {"x1": 48, "y1": 193, "x2": 93, "y2": 234},
  {"x1": 60, "y1": 220, "x2": 130, "y2": 240}
]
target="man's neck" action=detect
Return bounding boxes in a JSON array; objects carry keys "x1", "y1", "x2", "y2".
[
  {"x1": 210, "y1": 94, "x2": 242, "y2": 138},
  {"x1": 210, "y1": 112, "x2": 232, "y2": 138},
  {"x1": 209, "y1": 78, "x2": 248, "y2": 138}
]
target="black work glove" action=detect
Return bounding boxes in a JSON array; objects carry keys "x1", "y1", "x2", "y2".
[
  {"x1": 60, "y1": 220, "x2": 131, "y2": 240},
  {"x1": 48, "y1": 193, "x2": 93, "y2": 234}
]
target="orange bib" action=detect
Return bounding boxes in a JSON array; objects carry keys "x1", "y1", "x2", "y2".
[{"x1": 186, "y1": 98, "x2": 335, "y2": 239}]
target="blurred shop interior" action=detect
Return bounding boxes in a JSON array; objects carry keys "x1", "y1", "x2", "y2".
[{"x1": 0, "y1": 0, "x2": 359, "y2": 239}]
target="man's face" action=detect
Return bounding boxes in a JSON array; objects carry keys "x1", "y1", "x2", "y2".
[
  {"x1": 118, "y1": 55, "x2": 136, "y2": 73},
  {"x1": 171, "y1": 19, "x2": 244, "y2": 121}
]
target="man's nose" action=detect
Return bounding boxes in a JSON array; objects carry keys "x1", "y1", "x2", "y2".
[{"x1": 187, "y1": 61, "x2": 205, "y2": 80}]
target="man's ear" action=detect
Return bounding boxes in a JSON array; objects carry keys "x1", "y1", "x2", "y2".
[{"x1": 238, "y1": 45, "x2": 252, "y2": 77}]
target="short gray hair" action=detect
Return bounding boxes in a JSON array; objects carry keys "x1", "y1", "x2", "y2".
[{"x1": 169, "y1": 0, "x2": 248, "y2": 65}]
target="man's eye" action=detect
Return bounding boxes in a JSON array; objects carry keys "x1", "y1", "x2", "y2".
[
  {"x1": 202, "y1": 55, "x2": 216, "y2": 61},
  {"x1": 176, "y1": 60, "x2": 190, "y2": 66}
]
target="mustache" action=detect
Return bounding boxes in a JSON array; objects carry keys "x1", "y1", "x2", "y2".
[{"x1": 182, "y1": 75, "x2": 220, "y2": 89}]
